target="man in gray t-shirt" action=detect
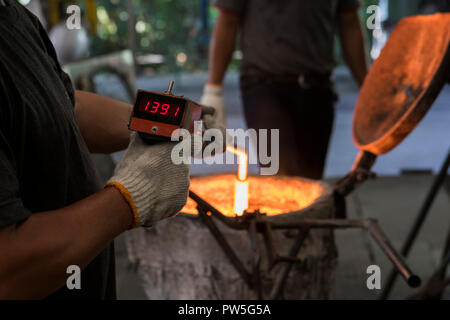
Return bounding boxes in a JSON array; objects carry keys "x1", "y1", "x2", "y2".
[{"x1": 201, "y1": 0, "x2": 368, "y2": 178}]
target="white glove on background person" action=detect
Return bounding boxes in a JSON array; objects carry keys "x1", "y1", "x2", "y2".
[
  {"x1": 106, "y1": 133, "x2": 189, "y2": 228},
  {"x1": 200, "y1": 84, "x2": 226, "y2": 127},
  {"x1": 186, "y1": 113, "x2": 228, "y2": 159}
]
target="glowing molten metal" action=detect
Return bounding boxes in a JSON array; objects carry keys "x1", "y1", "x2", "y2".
[{"x1": 183, "y1": 171, "x2": 323, "y2": 218}]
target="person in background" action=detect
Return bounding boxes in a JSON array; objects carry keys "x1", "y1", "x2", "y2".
[{"x1": 201, "y1": 0, "x2": 368, "y2": 179}]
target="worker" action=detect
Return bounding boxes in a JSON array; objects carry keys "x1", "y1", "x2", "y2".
[
  {"x1": 0, "y1": 0, "x2": 219, "y2": 299},
  {"x1": 201, "y1": 0, "x2": 368, "y2": 179}
]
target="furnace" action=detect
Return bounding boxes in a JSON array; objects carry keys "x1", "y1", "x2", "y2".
[{"x1": 183, "y1": 175, "x2": 324, "y2": 217}]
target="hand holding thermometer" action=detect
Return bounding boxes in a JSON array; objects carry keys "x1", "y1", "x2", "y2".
[
  {"x1": 108, "y1": 81, "x2": 223, "y2": 228},
  {"x1": 129, "y1": 80, "x2": 206, "y2": 144}
]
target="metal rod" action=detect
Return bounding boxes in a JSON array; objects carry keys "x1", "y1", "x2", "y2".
[
  {"x1": 442, "y1": 251, "x2": 450, "y2": 270},
  {"x1": 335, "y1": 151, "x2": 377, "y2": 197},
  {"x1": 269, "y1": 227, "x2": 310, "y2": 300},
  {"x1": 441, "y1": 222, "x2": 450, "y2": 264},
  {"x1": 264, "y1": 218, "x2": 367, "y2": 230},
  {"x1": 407, "y1": 251, "x2": 450, "y2": 300},
  {"x1": 165, "y1": 80, "x2": 174, "y2": 94},
  {"x1": 196, "y1": 205, "x2": 253, "y2": 288},
  {"x1": 413, "y1": 222, "x2": 450, "y2": 299},
  {"x1": 380, "y1": 149, "x2": 450, "y2": 299},
  {"x1": 364, "y1": 219, "x2": 421, "y2": 288},
  {"x1": 189, "y1": 190, "x2": 247, "y2": 229},
  {"x1": 276, "y1": 256, "x2": 302, "y2": 263}
]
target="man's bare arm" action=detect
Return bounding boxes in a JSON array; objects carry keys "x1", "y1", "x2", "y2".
[
  {"x1": 74, "y1": 90, "x2": 132, "y2": 154},
  {"x1": 207, "y1": 11, "x2": 240, "y2": 85},
  {"x1": 338, "y1": 9, "x2": 368, "y2": 87},
  {"x1": 0, "y1": 187, "x2": 132, "y2": 299}
]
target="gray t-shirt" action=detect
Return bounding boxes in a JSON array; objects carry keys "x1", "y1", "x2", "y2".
[{"x1": 215, "y1": 0, "x2": 360, "y2": 75}]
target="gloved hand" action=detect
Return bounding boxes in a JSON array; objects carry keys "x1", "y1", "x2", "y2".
[
  {"x1": 200, "y1": 84, "x2": 226, "y2": 127},
  {"x1": 188, "y1": 106, "x2": 229, "y2": 158},
  {"x1": 106, "y1": 132, "x2": 189, "y2": 228}
]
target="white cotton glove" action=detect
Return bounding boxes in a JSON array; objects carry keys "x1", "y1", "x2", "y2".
[
  {"x1": 187, "y1": 106, "x2": 229, "y2": 158},
  {"x1": 106, "y1": 133, "x2": 189, "y2": 228},
  {"x1": 200, "y1": 84, "x2": 226, "y2": 127}
]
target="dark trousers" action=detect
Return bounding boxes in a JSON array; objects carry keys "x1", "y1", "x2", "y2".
[{"x1": 240, "y1": 74, "x2": 335, "y2": 179}]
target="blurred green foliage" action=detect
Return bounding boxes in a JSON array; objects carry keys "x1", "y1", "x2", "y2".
[{"x1": 89, "y1": 0, "x2": 212, "y2": 73}]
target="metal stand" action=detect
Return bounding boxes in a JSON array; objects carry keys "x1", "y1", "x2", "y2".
[
  {"x1": 189, "y1": 188, "x2": 421, "y2": 300},
  {"x1": 380, "y1": 149, "x2": 450, "y2": 300}
]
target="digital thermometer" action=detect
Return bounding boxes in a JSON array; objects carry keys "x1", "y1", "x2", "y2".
[{"x1": 129, "y1": 81, "x2": 203, "y2": 143}]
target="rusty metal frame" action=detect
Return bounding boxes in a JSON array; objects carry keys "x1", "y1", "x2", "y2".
[{"x1": 189, "y1": 188, "x2": 422, "y2": 300}]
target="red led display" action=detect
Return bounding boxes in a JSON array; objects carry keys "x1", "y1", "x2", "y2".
[
  {"x1": 139, "y1": 99, "x2": 181, "y2": 118},
  {"x1": 132, "y1": 91, "x2": 186, "y2": 126},
  {"x1": 130, "y1": 89, "x2": 203, "y2": 138}
]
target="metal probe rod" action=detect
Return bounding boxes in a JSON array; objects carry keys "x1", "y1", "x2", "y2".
[
  {"x1": 189, "y1": 190, "x2": 247, "y2": 229},
  {"x1": 364, "y1": 220, "x2": 421, "y2": 289},
  {"x1": 165, "y1": 80, "x2": 174, "y2": 95},
  {"x1": 380, "y1": 149, "x2": 450, "y2": 299}
]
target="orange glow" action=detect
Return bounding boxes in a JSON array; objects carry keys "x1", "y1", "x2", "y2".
[
  {"x1": 183, "y1": 174, "x2": 323, "y2": 217},
  {"x1": 226, "y1": 146, "x2": 248, "y2": 181}
]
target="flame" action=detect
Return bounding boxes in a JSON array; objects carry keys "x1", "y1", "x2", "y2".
[
  {"x1": 182, "y1": 147, "x2": 324, "y2": 217},
  {"x1": 226, "y1": 146, "x2": 249, "y2": 216},
  {"x1": 233, "y1": 181, "x2": 248, "y2": 216}
]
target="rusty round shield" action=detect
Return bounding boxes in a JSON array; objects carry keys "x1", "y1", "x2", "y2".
[{"x1": 353, "y1": 14, "x2": 450, "y2": 155}]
